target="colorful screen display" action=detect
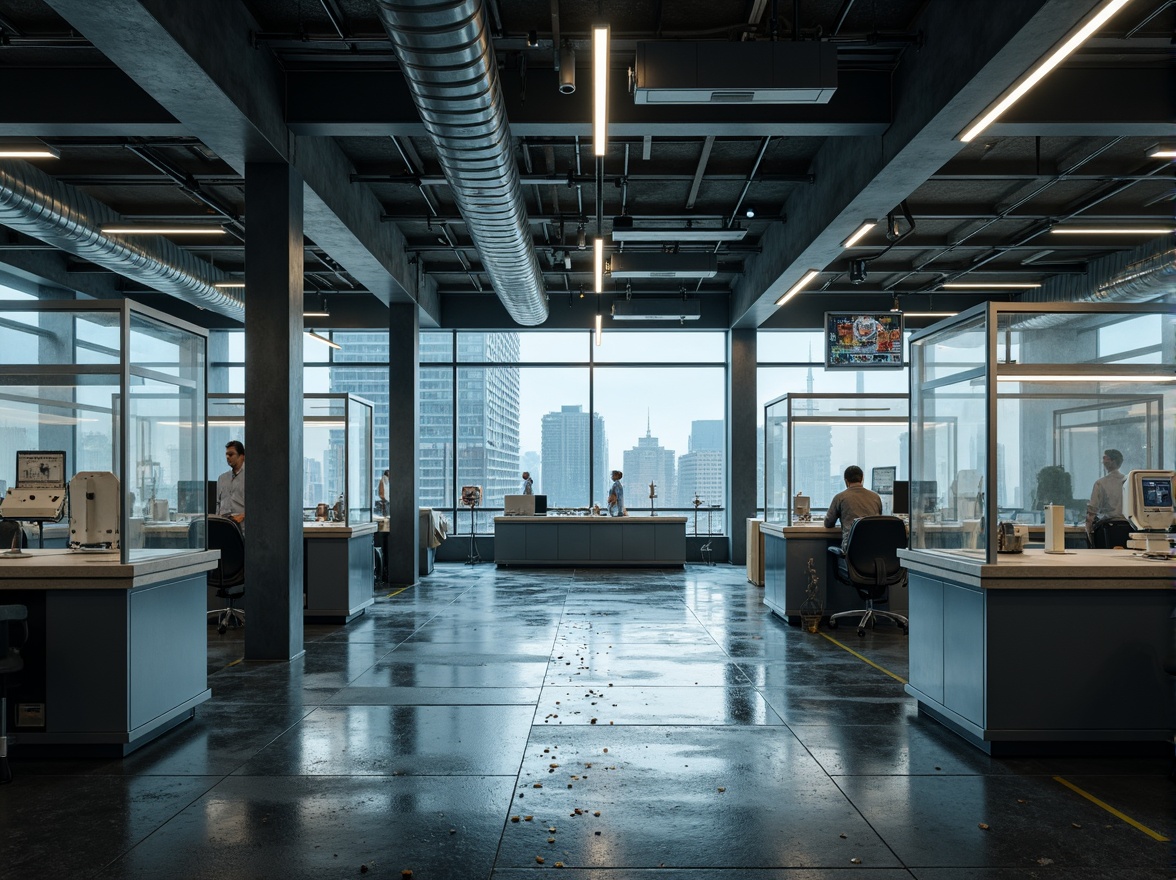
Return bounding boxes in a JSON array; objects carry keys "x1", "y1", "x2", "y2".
[{"x1": 824, "y1": 312, "x2": 904, "y2": 368}]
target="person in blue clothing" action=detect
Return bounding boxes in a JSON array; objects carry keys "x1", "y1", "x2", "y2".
[{"x1": 607, "y1": 470, "x2": 626, "y2": 517}]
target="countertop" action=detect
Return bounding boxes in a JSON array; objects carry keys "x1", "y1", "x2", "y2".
[
  {"x1": 304, "y1": 521, "x2": 379, "y2": 537},
  {"x1": 759, "y1": 521, "x2": 839, "y2": 537},
  {"x1": 494, "y1": 515, "x2": 688, "y2": 524},
  {"x1": 898, "y1": 547, "x2": 1176, "y2": 590},
  {"x1": 0, "y1": 548, "x2": 220, "y2": 590}
]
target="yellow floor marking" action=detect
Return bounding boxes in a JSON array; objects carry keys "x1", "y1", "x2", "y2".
[
  {"x1": 384, "y1": 586, "x2": 410, "y2": 598},
  {"x1": 818, "y1": 632, "x2": 907, "y2": 684},
  {"x1": 225, "y1": 657, "x2": 244, "y2": 668},
  {"x1": 1053, "y1": 776, "x2": 1170, "y2": 842}
]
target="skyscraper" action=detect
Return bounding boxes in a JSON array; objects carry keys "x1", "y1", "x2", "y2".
[
  {"x1": 677, "y1": 419, "x2": 724, "y2": 520},
  {"x1": 623, "y1": 417, "x2": 676, "y2": 510},
  {"x1": 541, "y1": 405, "x2": 606, "y2": 508}
]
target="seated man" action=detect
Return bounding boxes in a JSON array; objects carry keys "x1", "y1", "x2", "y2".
[{"x1": 824, "y1": 464, "x2": 883, "y2": 551}]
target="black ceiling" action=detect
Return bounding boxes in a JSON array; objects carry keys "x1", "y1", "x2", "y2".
[{"x1": 0, "y1": 0, "x2": 1171, "y2": 330}]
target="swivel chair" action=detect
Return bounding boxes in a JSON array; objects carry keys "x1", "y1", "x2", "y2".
[
  {"x1": 0, "y1": 520, "x2": 27, "y2": 553},
  {"x1": 204, "y1": 515, "x2": 246, "y2": 634},
  {"x1": 827, "y1": 515, "x2": 909, "y2": 637},
  {"x1": 0, "y1": 604, "x2": 28, "y2": 784},
  {"x1": 1089, "y1": 515, "x2": 1132, "y2": 549}
]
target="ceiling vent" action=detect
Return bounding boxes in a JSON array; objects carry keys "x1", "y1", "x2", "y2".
[
  {"x1": 612, "y1": 299, "x2": 702, "y2": 321},
  {"x1": 609, "y1": 252, "x2": 717, "y2": 279},
  {"x1": 633, "y1": 41, "x2": 837, "y2": 105},
  {"x1": 612, "y1": 216, "x2": 747, "y2": 242}
]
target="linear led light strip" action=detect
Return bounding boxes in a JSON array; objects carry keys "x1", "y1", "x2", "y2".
[
  {"x1": 775, "y1": 269, "x2": 820, "y2": 306},
  {"x1": 841, "y1": 221, "x2": 877, "y2": 248},
  {"x1": 306, "y1": 330, "x2": 341, "y2": 350},
  {"x1": 904, "y1": 311, "x2": 958, "y2": 318},
  {"x1": 593, "y1": 26, "x2": 609, "y2": 157},
  {"x1": 1050, "y1": 227, "x2": 1175, "y2": 235},
  {"x1": 941, "y1": 282, "x2": 1040, "y2": 289},
  {"x1": 998, "y1": 374, "x2": 1176, "y2": 383},
  {"x1": 959, "y1": 0, "x2": 1133, "y2": 143},
  {"x1": 101, "y1": 226, "x2": 227, "y2": 235}
]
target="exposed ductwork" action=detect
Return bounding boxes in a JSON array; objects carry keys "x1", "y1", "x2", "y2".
[
  {"x1": 0, "y1": 160, "x2": 244, "y2": 322},
  {"x1": 1012, "y1": 238, "x2": 1175, "y2": 327},
  {"x1": 375, "y1": 0, "x2": 549, "y2": 326}
]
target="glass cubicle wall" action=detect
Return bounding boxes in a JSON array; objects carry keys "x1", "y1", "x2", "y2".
[
  {"x1": 764, "y1": 394, "x2": 908, "y2": 524},
  {"x1": 208, "y1": 393, "x2": 374, "y2": 525},
  {"x1": 0, "y1": 300, "x2": 206, "y2": 563},
  {"x1": 909, "y1": 302, "x2": 1176, "y2": 562}
]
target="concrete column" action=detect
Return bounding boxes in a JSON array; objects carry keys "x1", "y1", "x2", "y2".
[
  {"x1": 243, "y1": 162, "x2": 304, "y2": 662},
  {"x1": 728, "y1": 329, "x2": 757, "y2": 566},
  {"x1": 385, "y1": 303, "x2": 419, "y2": 586}
]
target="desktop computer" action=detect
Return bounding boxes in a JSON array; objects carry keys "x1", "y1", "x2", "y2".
[{"x1": 534, "y1": 494, "x2": 547, "y2": 515}]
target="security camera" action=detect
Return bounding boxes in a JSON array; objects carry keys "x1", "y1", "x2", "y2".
[{"x1": 849, "y1": 259, "x2": 868, "y2": 285}]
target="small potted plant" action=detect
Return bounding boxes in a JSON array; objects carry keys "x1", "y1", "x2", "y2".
[{"x1": 800, "y1": 557, "x2": 823, "y2": 633}]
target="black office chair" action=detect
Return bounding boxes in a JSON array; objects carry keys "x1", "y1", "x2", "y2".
[
  {"x1": 1089, "y1": 515, "x2": 1132, "y2": 549},
  {"x1": 0, "y1": 604, "x2": 28, "y2": 784},
  {"x1": 0, "y1": 520, "x2": 27, "y2": 554},
  {"x1": 828, "y1": 515, "x2": 909, "y2": 637},
  {"x1": 205, "y1": 515, "x2": 246, "y2": 634}
]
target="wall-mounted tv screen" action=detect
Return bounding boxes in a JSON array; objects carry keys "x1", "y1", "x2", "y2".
[{"x1": 825, "y1": 312, "x2": 904, "y2": 369}]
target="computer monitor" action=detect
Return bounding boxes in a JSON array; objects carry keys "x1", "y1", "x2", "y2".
[
  {"x1": 871, "y1": 466, "x2": 896, "y2": 495},
  {"x1": 503, "y1": 494, "x2": 536, "y2": 516},
  {"x1": 534, "y1": 494, "x2": 547, "y2": 515},
  {"x1": 1125, "y1": 469, "x2": 1175, "y2": 531},
  {"x1": 177, "y1": 480, "x2": 205, "y2": 516},
  {"x1": 892, "y1": 480, "x2": 910, "y2": 515},
  {"x1": 911, "y1": 480, "x2": 938, "y2": 514}
]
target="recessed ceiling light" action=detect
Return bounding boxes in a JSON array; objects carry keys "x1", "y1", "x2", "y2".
[
  {"x1": 841, "y1": 221, "x2": 877, "y2": 249},
  {"x1": 1148, "y1": 146, "x2": 1176, "y2": 159},
  {"x1": 774, "y1": 269, "x2": 820, "y2": 306},
  {"x1": 941, "y1": 282, "x2": 1041, "y2": 289},
  {"x1": 1049, "y1": 227, "x2": 1176, "y2": 235},
  {"x1": 101, "y1": 226, "x2": 228, "y2": 235},
  {"x1": 0, "y1": 143, "x2": 60, "y2": 159}
]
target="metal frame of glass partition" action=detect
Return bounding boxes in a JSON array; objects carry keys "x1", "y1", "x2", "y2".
[
  {"x1": 763, "y1": 393, "x2": 909, "y2": 525},
  {"x1": 207, "y1": 392, "x2": 374, "y2": 525},
  {"x1": 909, "y1": 301, "x2": 1176, "y2": 564},
  {"x1": 0, "y1": 299, "x2": 207, "y2": 563}
]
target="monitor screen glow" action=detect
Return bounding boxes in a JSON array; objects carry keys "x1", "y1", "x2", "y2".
[
  {"x1": 825, "y1": 312, "x2": 904, "y2": 369},
  {"x1": 1140, "y1": 477, "x2": 1173, "y2": 509}
]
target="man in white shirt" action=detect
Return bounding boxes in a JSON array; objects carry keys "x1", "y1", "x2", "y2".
[
  {"x1": 216, "y1": 440, "x2": 245, "y2": 525},
  {"x1": 1086, "y1": 448, "x2": 1126, "y2": 531}
]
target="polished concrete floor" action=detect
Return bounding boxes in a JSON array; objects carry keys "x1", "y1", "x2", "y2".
[{"x1": 2, "y1": 563, "x2": 1172, "y2": 879}]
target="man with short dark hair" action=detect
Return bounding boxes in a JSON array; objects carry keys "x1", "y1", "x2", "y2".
[
  {"x1": 1086, "y1": 448, "x2": 1126, "y2": 531},
  {"x1": 824, "y1": 464, "x2": 882, "y2": 551},
  {"x1": 217, "y1": 440, "x2": 245, "y2": 525}
]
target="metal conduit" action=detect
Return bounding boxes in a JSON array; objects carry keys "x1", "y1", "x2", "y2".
[
  {"x1": 375, "y1": 0, "x2": 549, "y2": 326},
  {"x1": 0, "y1": 160, "x2": 243, "y2": 321}
]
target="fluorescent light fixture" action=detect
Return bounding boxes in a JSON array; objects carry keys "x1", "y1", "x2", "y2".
[
  {"x1": 594, "y1": 312, "x2": 603, "y2": 347},
  {"x1": 903, "y1": 311, "x2": 958, "y2": 318},
  {"x1": 611, "y1": 225, "x2": 747, "y2": 242},
  {"x1": 841, "y1": 221, "x2": 877, "y2": 249},
  {"x1": 774, "y1": 269, "x2": 819, "y2": 306},
  {"x1": 594, "y1": 237, "x2": 604, "y2": 293},
  {"x1": 958, "y1": 0, "x2": 1132, "y2": 143},
  {"x1": 997, "y1": 373, "x2": 1176, "y2": 383},
  {"x1": 593, "y1": 26, "x2": 609, "y2": 156},
  {"x1": 306, "y1": 330, "x2": 341, "y2": 350},
  {"x1": 1148, "y1": 146, "x2": 1176, "y2": 159},
  {"x1": 101, "y1": 226, "x2": 227, "y2": 235},
  {"x1": 0, "y1": 143, "x2": 60, "y2": 159},
  {"x1": 1049, "y1": 227, "x2": 1176, "y2": 235},
  {"x1": 942, "y1": 282, "x2": 1041, "y2": 289},
  {"x1": 214, "y1": 281, "x2": 246, "y2": 289},
  {"x1": 302, "y1": 309, "x2": 330, "y2": 317}
]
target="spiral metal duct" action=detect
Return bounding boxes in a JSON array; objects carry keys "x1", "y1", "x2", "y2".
[
  {"x1": 0, "y1": 160, "x2": 244, "y2": 322},
  {"x1": 1012, "y1": 238, "x2": 1175, "y2": 328},
  {"x1": 375, "y1": 0, "x2": 549, "y2": 326}
]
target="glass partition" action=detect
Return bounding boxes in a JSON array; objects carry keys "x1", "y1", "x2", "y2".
[
  {"x1": 764, "y1": 393, "x2": 908, "y2": 524},
  {"x1": 910, "y1": 302, "x2": 1176, "y2": 562},
  {"x1": 0, "y1": 300, "x2": 206, "y2": 563}
]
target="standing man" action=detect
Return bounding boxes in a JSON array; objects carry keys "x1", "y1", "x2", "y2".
[
  {"x1": 824, "y1": 465, "x2": 882, "y2": 551},
  {"x1": 217, "y1": 440, "x2": 245, "y2": 525},
  {"x1": 1086, "y1": 448, "x2": 1126, "y2": 531},
  {"x1": 607, "y1": 470, "x2": 626, "y2": 517},
  {"x1": 521, "y1": 471, "x2": 533, "y2": 495},
  {"x1": 377, "y1": 469, "x2": 390, "y2": 516}
]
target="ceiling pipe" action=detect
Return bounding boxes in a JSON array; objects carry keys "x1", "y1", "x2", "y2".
[
  {"x1": 0, "y1": 159, "x2": 244, "y2": 321},
  {"x1": 375, "y1": 0, "x2": 549, "y2": 326}
]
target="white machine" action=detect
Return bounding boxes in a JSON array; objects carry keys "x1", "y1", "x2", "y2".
[
  {"x1": 68, "y1": 471, "x2": 121, "y2": 549},
  {"x1": 503, "y1": 494, "x2": 536, "y2": 516},
  {"x1": 0, "y1": 450, "x2": 68, "y2": 521},
  {"x1": 1124, "y1": 469, "x2": 1175, "y2": 532}
]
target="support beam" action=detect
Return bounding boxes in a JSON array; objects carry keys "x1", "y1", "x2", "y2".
[
  {"x1": 42, "y1": 0, "x2": 439, "y2": 326},
  {"x1": 730, "y1": 0, "x2": 1117, "y2": 328},
  {"x1": 243, "y1": 161, "x2": 305, "y2": 662},
  {"x1": 728, "y1": 329, "x2": 757, "y2": 567},
  {"x1": 386, "y1": 304, "x2": 420, "y2": 587}
]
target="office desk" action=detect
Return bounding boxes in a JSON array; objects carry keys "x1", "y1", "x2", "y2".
[
  {"x1": 494, "y1": 516, "x2": 687, "y2": 567},
  {"x1": 304, "y1": 522, "x2": 378, "y2": 623},
  {"x1": 760, "y1": 522, "x2": 909, "y2": 625},
  {"x1": 0, "y1": 549, "x2": 218, "y2": 756},
  {"x1": 899, "y1": 548, "x2": 1175, "y2": 754}
]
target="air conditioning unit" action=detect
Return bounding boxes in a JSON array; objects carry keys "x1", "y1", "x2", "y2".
[
  {"x1": 633, "y1": 41, "x2": 837, "y2": 105},
  {"x1": 612, "y1": 299, "x2": 702, "y2": 321},
  {"x1": 609, "y1": 252, "x2": 717, "y2": 279}
]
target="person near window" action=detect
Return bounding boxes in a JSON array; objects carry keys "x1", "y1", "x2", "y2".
[
  {"x1": 1085, "y1": 448, "x2": 1126, "y2": 531},
  {"x1": 607, "y1": 470, "x2": 626, "y2": 517},
  {"x1": 216, "y1": 440, "x2": 245, "y2": 525},
  {"x1": 521, "y1": 471, "x2": 533, "y2": 495},
  {"x1": 377, "y1": 469, "x2": 390, "y2": 516},
  {"x1": 824, "y1": 464, "x2": 882, "y2": 551}
]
